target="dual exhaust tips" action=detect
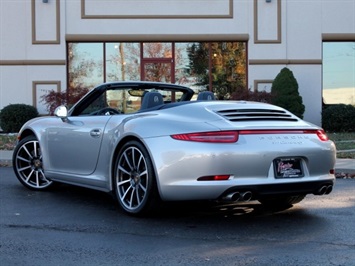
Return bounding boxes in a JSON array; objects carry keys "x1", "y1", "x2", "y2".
[
  {"x1": 223, "y1": 185, "x2": 333, "y2": 202},
  {"x1": 315, "y1": 185, "x2": 333, "y2": 195},
  {"x1": 223, "y1": 191, "x2": 252, "y2": 202},
  {"x1": 224, "y1": 184, "x2": 333, "y2": 202}
]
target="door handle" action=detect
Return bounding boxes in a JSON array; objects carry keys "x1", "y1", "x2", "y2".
[{"x1": 90, "y1": 129, "x2": 101, "y2": 138}]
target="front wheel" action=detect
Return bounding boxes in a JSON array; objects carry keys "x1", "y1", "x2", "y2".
[
  {"x1": 12, "y1": 135, "x2": 54, "y2": 190},
  {"x1": 114, "y1": 140, "x2": 160, "y2": 215}
]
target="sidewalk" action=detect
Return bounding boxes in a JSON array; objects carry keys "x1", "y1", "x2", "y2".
[
  {"x1": 0, "y1": 150, "x2": 12, "y2": 167},
  {"x1": 334, "y1": 158, "x2": 355, "y2": 178},
  {"x1": 1, "y1": 149, "x2": 354, "y2": 177}
]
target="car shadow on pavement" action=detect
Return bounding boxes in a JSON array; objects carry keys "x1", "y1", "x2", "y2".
[
  {"x1": 11, "y1": 181, "x2": 312, "y2": 221},
  {"x1": 154, "y1": 200, "x2": 295, "y2": 219}
]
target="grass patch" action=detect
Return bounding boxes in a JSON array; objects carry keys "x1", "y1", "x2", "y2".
[
  {"x1": 327, "y1": 132, "x2": 355, "y2": 159},
  {"x1": 0, "y1": 134, "x2": 17, "y2": 150},
  {"x1": 327, "y1": 132, "x2": 355, "y2": 142}
]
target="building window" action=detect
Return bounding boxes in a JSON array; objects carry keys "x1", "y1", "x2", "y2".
[
  {"x1": 67, "y1": 41, "x2": 246, "y2": 100},
  {"x1": 68, "y1": 43, "x2": 104, "y2": 90},
  {"x1": 323, "y1": 42, "x2": 355, "y2": 105},
  {"x1": 106, "y1": 43, "x2": 141, "y2": 82}
]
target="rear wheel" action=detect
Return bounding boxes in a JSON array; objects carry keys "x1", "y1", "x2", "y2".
[
  {"x1": 12, "y1": 135, "x2": 54, "y2": 190},
  {"x1": 258, "y1": 195, "x2": 305, "y2": 208},
  {"x1": 114, "y1": 140, "x2": 159, "y2": 215}
]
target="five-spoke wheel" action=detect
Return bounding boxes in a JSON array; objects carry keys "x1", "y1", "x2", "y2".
[
  {"x1": 114, "y1": 140, "x2": 158, "y2": 215},
  {"x1": 13, "y1": 135, "x2": 53, "y2": 190}
]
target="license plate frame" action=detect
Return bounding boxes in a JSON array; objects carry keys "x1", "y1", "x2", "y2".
[{"x1": 273, "y1": 157, "x2": 304, "y2": 178}]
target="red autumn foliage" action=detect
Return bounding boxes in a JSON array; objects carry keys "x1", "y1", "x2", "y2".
[{"x1": 40, "y1": 86, "x2": 89, "y2": 115}]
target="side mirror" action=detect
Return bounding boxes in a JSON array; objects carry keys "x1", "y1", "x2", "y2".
[{"x1": 54, "y1": 106, "x2": 68, "y2": 122}]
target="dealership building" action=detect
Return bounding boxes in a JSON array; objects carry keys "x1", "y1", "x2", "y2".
[{"x1": 1, "y1": 0, "x2": 354, "y2": 126}]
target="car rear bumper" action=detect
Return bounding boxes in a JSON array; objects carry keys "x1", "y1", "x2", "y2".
[
  {"x1": 220, "y1": 180, "x2": 335, "y2": 200},
  {"x1": 158, "y1": 177, "x2": 335, "y2": 201}
]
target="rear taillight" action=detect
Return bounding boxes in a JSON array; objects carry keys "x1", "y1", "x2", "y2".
[
  {"x1": 316, "y1": 130, "x2": 329, "y2": 141},
  {"x1": 301, "y1": 129, "x2": 329, "y2": 141},
  {"x1": 171, "y1": 129, "x2": 329, "y2": 143},
  {"x1": 171, "y1": 131, "x2": 239, "y2": 143}
]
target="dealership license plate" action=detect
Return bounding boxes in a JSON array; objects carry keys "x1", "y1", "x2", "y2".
[{"x1": 274, "y1": 157, "x2": 304, "y2": 178}]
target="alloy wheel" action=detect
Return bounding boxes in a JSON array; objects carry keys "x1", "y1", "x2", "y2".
[
  {"x1": 13, "y1": 136, "x2": 52, "y2": 190},
  {"x1": 116, "y1": 144, "x2": 150, "y2": 213}
]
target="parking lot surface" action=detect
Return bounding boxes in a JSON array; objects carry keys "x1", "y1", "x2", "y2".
[{"x1": 1, "y1": 167, "x2": 355, "y2": 266}]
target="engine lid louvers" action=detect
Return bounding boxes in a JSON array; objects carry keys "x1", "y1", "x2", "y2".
[{"x1": 216, "y1": 108, "x2": 299, "y2": 122}]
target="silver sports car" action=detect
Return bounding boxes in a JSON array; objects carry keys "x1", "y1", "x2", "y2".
[{"x1": 13, "y1": 81, "x2": 336, "y2": 215}]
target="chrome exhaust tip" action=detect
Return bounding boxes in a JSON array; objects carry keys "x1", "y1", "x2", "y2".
[
  {"x1": 325, "y1": 185, "x2": 333, "y2": 195},
  {"x1": 241, "y1": 191, "x2": 252, "y2": 202},
  {"x1": 223, "y1": 192, "x2": 241, "y2": 202},
  {"x1": 317, "y1": 186, "x2": 327, "y2": 195}
]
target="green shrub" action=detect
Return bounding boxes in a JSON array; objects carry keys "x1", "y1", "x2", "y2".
[
  {"x1": 271, "y1": 67, "x2": 305, "y2": 119},
  {"x1": 0, "y1": 104, "x2": 38, "y2": 133},
  {"x1": 322, "y1": 104, "x2": 355, "y2": 132}
]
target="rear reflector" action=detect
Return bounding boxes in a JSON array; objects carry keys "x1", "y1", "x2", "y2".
[{"x1": 197, "y1": 175, "x2": 231, "y2": 181}]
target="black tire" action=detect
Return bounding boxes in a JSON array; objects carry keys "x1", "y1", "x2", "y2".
[
  {"x1": 12, "y1": 135, "x2": 54, "y2": 190},
  {"x1": 258, "y1": 195, "x2": 305, "y2": 208},
  {"x1": 113, "y1": 140, "x2": 160, "y2": 216}
]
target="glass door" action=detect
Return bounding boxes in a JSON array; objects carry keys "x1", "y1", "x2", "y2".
[
  {"x1": 143, "y1": 62, "x2": 172, "y2": 82},
  {"x1": 141, "y1": 42, "x2": 175, "y2": 83}
]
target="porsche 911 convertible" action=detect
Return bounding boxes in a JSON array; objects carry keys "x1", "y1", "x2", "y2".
[{"x1": 13, "y1": 81, "x2": 336, "y2": 215}]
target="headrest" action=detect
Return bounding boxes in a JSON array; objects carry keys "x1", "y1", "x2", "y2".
[
  {"x1": 197, "y1": 91, "x2": 215, "y2": 101},
  {"x1": 140, "y1": 91, "x2": 164, "y2": 110}
]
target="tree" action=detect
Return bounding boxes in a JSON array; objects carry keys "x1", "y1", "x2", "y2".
[
  {"x1": 106, "y1": 43, "x2": 140, "y2": 81},
  {"x1": 187, "y1": 42, "x2": 246, "y2": 99},
  {"x1": 271, "y1": 67, "x2": 305, "y2": 118},
  {"x1": 40, "y1": 86, "x2": 89, "y2": 115},
  {"x1": 40, "y1": 43, "x2": 96, "y2": 114},
  {"x1": 231, "y1": 87, "x2": 272, "y2": 103},
  {"x1": 187, "y1": 43, "x2": 210, "y2": 86}
]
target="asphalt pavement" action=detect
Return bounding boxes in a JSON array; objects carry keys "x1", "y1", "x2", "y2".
[{"x1": 1, "y1": 166, "x2": 355, "y2": 265}]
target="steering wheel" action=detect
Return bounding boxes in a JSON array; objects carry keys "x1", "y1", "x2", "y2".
[{"x1": 96, "y1": 107, "x2": 121, "y2": 115}]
